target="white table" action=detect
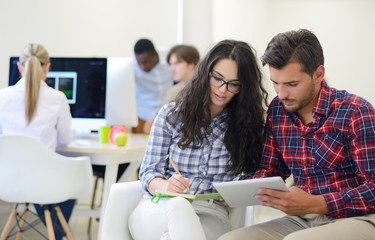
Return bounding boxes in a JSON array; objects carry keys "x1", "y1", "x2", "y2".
[{"x1": 57, "y1": 133, "x2": 148, "y2": 239}]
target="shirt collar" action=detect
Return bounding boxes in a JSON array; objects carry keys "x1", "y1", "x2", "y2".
[
  {"x1": 279, "y1": 79, "x2": 332, "y2": 120},
  {"x1": 213, "y1": 108, "x2": 229, "y2": 121},
  {"x1": 16, "y1": 77, "x2": 48, "y2": 87},
  {"x1": 312, "y1": 79, "x2": 332, "y2": 118},
  {"x1": 15, "y1": 78, "x2": 26, "y2": 86}
]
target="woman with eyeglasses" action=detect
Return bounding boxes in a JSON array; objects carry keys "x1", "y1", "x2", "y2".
[
  {"x1": 0, "y1": 43, "x2": 73, "y2": 240},
  {"x1": 129, "y1": 40, "x2": 268, "y2": 240}
]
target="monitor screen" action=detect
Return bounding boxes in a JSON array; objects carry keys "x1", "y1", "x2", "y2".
[
  {"x1": 9, "y1": 57, "x2": 107, "y2": 120},
  {"x1": 9, "y1": 56, "x2": 138, "y2": 136}
]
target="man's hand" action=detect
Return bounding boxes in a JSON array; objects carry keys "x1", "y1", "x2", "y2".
[{"x1": 254, "y1": 186, "x2": 329, "y2": 215}]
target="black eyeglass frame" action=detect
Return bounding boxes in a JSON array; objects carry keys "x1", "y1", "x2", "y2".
[{"x1": 209, "y1": 73, "x2": 241, "y2": 93}]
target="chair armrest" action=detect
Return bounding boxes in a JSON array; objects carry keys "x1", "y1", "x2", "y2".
[{"x1": 101, "y1": 181, "x2": 143, "y2": 240}]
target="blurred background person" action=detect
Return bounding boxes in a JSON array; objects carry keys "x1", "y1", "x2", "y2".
[
  {"x1": 164, "y1": 44, "x2": 200, "y2": 102},
  {"x1": 132, "y1": 38, "x2": 173, "y2": 133},
  {"x1": 0, "y1": 43, "x2": 73, "y2": 240},
  {"x1": 143, "y1": 44, "x2": 200, "y2": 133}
]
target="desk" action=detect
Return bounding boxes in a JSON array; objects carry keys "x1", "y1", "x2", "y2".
[{"x1": 57, "y1": 133, "x2": 148, "y2": 239}]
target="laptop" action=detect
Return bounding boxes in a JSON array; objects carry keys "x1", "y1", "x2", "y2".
[{"x1": 213, "y1": 176, "x2": 289, "y2": 207}]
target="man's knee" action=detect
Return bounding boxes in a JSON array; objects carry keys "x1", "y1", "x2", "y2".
[
  {"x1": 218, "y1": 225, "x2": 274, "y2": 240},
  {"x1": 283, "y1": 230, "x2": 307, "y2": 240},
  {"x1": 218, "y1": 228, "x2": 250, "y2": 240}
]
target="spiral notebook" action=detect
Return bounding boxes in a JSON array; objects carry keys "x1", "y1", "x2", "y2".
[{"x1": 151, "y1": 191, "x2": 222, "y2": 203}]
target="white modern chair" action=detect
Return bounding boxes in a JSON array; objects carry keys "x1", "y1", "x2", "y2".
[
  {"x1": 101, "y1": 181, "x2": 254, "y2": 240},
  {"x1": 0, "y1": 135, "x2": 94, "y2": 240}
]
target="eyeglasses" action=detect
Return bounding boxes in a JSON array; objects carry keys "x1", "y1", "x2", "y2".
[{"x1": 209, "y1": 73, "x2": 241, "y2": 93}]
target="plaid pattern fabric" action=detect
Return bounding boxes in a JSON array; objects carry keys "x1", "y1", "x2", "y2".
[
  {"x1": 254, "y1": 80, "x2": 375, "y2": 218},
  {"x1": 140, "y1": 103, "x2": 237, "y2": 195}
]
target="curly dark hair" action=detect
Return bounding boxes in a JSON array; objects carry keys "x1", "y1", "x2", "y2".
[{"x1": 167, "y1": 39, "x2": 268, "y2": 175}]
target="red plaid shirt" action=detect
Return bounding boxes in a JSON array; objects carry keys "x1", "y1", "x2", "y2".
[{"x1": 254, "y1": 80, "x2": 375, "y2": 219}]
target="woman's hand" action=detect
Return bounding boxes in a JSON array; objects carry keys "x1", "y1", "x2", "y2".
[
  {"x1": 164, "y1": 174, "x2": 190, "y2": 193},
  {"x1": 147, "y1": 175, "x2": 190, "y2": 195}
]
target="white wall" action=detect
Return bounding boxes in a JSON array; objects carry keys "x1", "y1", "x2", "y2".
[
  {"x1": 182, "y1": 0, "x2": 213, "y2": 55},
  {"x1": 0, "y1": 0, "x2": 178, "y2": 88},
  {"x1": 212, "y1": 0, "x2": 375, "y2": 104},
  {"x1": 1, "y1": 0, "x2": 375, "y2": 105}
]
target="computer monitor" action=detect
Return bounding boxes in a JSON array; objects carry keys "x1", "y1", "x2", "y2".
[
  {"x1": 9, "y1": 57, "x2": 107, "y2": 135},
  {"x1": 8, "y1": 56, "x2": 138, "y2": 136}
]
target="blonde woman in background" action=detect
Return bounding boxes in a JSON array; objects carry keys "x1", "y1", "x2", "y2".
[
  {"x1": 143, "y1": 44, "x2": 200, "y2": 133},
  {"x1": 0, "y1": 43, "x2": 73, "y2": 240}
]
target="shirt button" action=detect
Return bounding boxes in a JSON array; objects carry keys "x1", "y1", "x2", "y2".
[{"x1": 301, "y1": 136, "x2": 306, "y2": 139}]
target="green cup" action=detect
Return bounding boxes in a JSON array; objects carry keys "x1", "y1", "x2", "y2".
[{"x1": 99, "y1": 126, "x2": 111, "y2": 144}]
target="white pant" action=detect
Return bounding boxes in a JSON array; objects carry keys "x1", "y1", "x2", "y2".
[{"x1": 129, "y1": 195, "x2": 231, "y2": 240}]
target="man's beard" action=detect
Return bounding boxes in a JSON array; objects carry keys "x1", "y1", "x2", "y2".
[{"x1": 281, "y1": 79, "x2": 315, "y2": 113}]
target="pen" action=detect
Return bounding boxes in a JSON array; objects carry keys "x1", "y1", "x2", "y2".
[{"x1": 169, "y1": 159, "x2": 190, "y2": 192}]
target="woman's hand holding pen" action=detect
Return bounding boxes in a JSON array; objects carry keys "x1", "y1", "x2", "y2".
[
  {"x1": 147, "y1": 159, "x2": 190, "y2": 195},
  {"x1": 148, "y1": 175, "x2": 190, "y2": 195},
  {"x1": 165, "y1": 174, "x2": 190, "y2": 193}
]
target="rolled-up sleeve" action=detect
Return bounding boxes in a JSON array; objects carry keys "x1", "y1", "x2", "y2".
[{"x1": 139, "y1": 104, "x2": 173, "y2": 193}]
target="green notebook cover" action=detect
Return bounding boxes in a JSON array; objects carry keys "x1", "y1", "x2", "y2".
[{"x1": 151, "y1": 191, "x2": 222, "y2": 203}]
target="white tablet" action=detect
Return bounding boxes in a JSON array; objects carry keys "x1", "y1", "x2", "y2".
[{"x1": 213, "y1": 176, "x2": 289, "y2": 207}]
